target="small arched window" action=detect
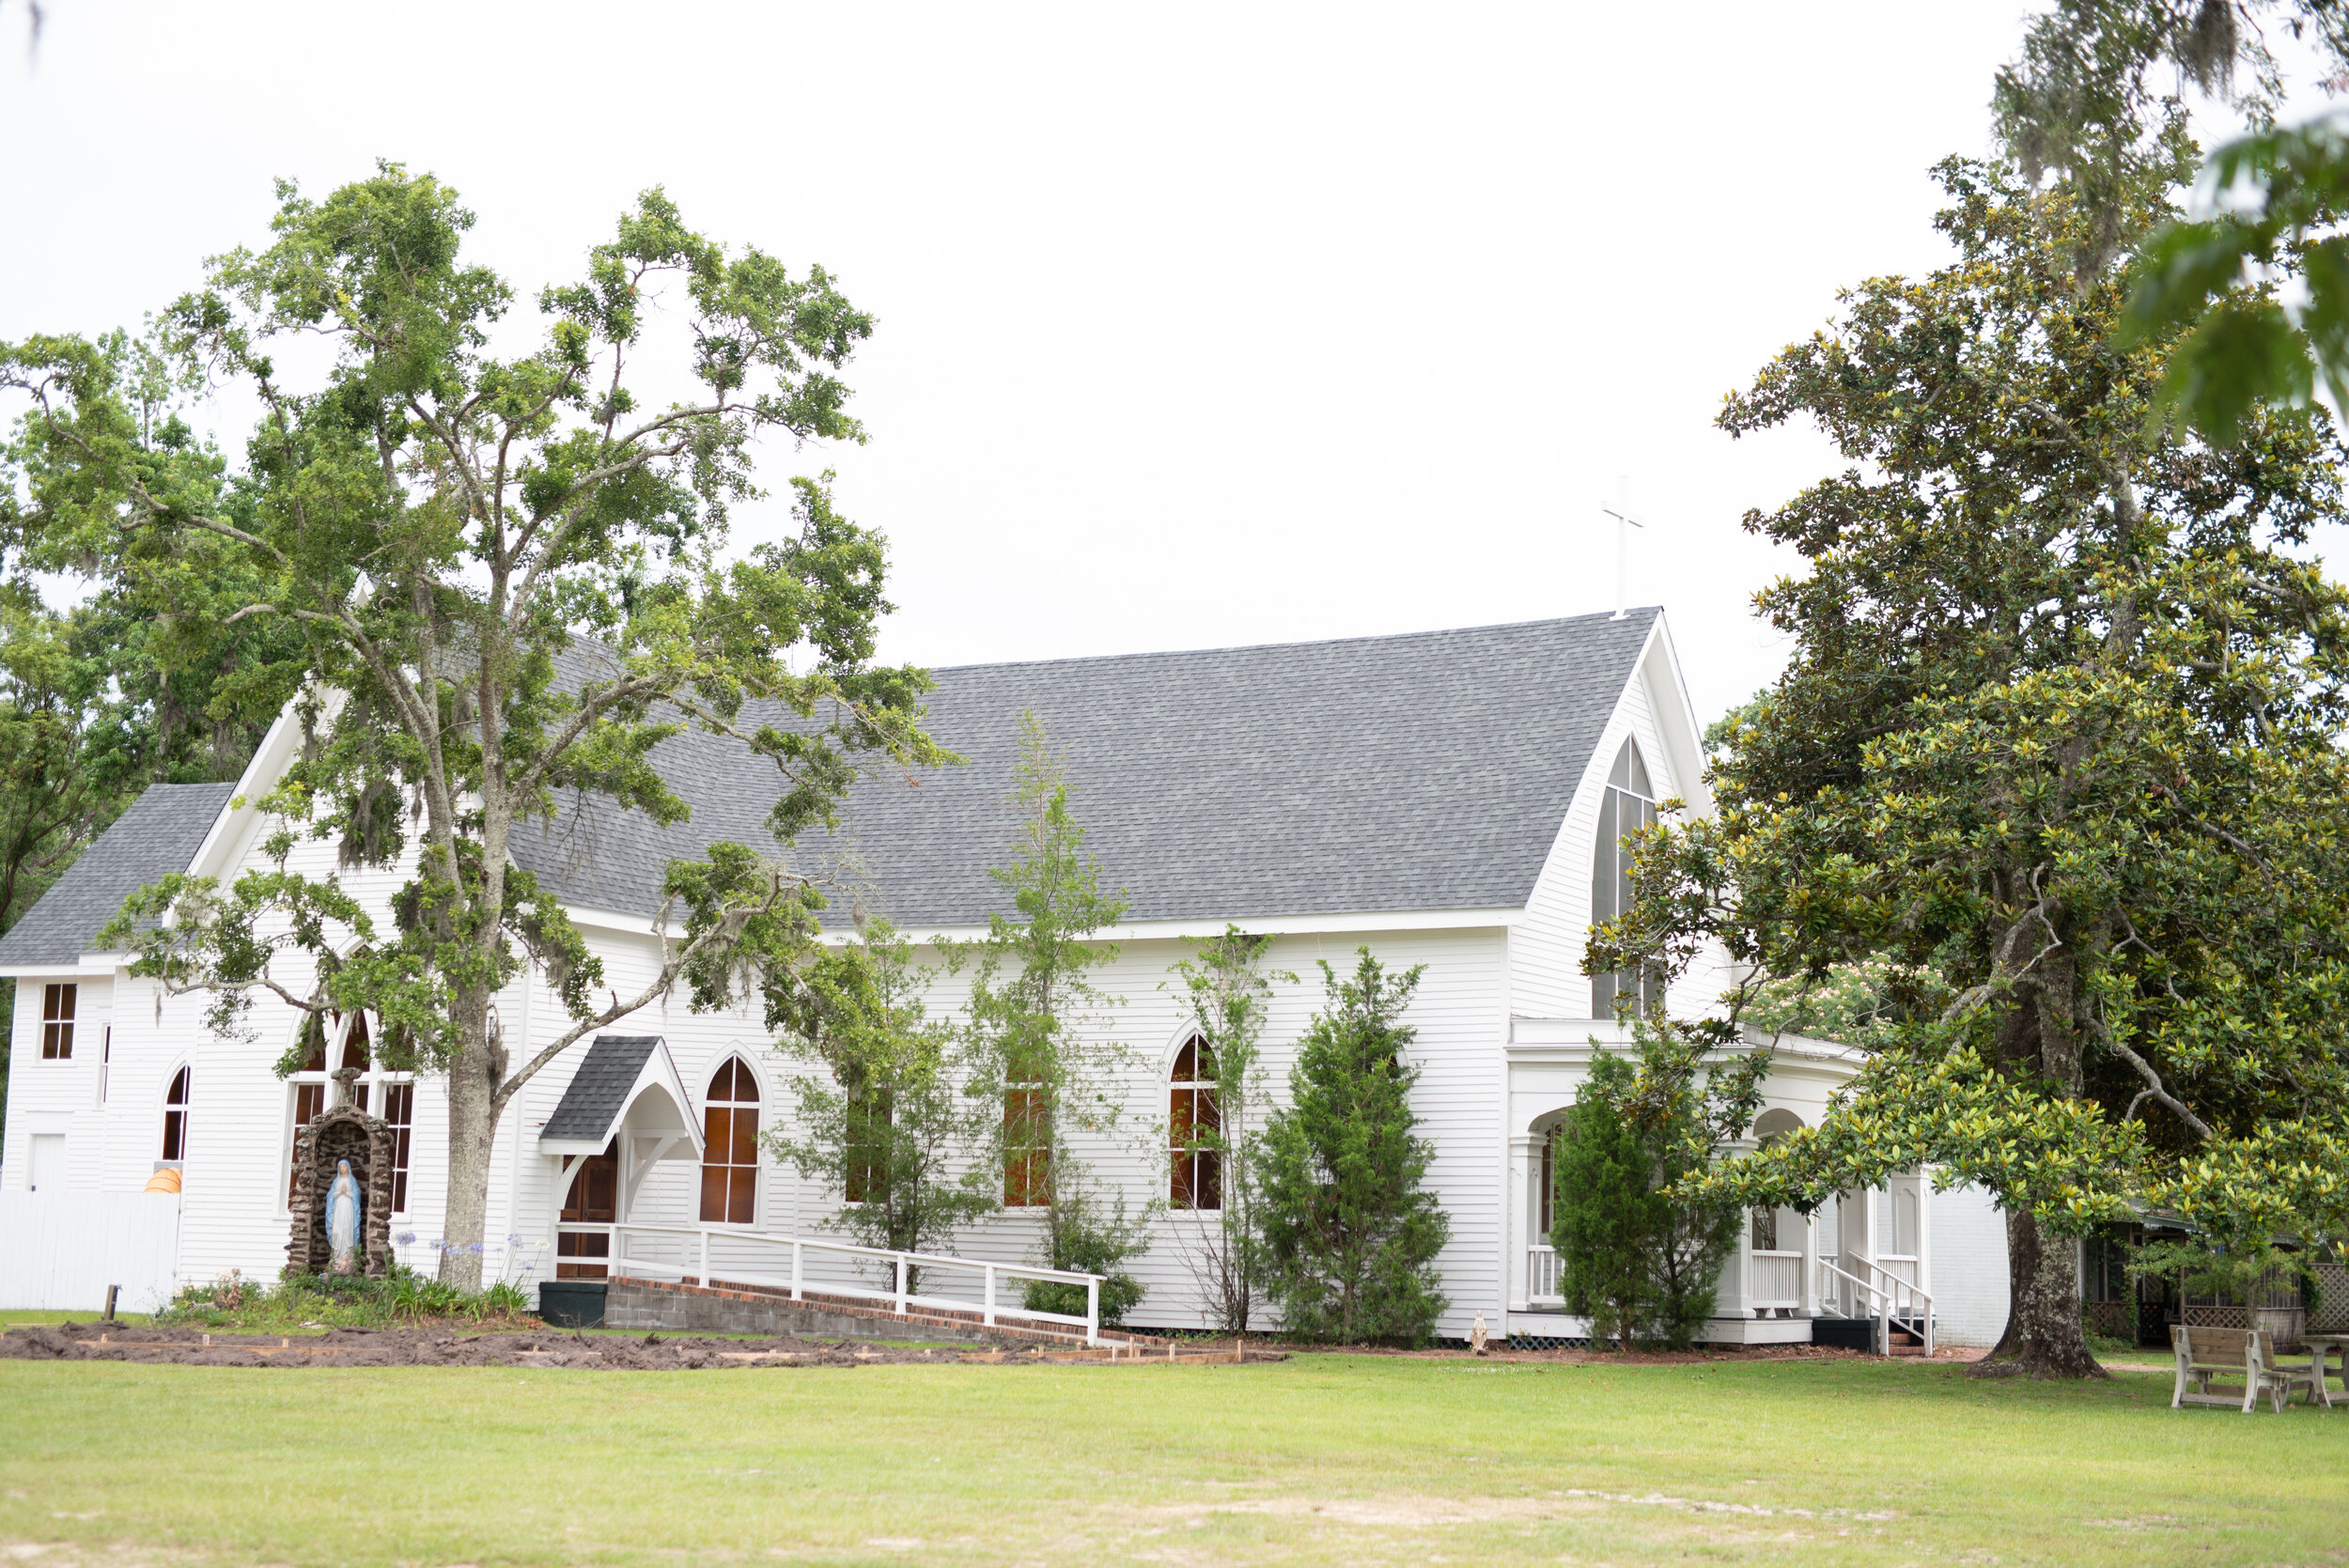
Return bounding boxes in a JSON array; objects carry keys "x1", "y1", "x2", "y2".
[
  {"x1": 162, "y1": 1067, "x2": 192, "y2": 1161},
  {"x1": 1590, "y1": 737, "x2": 1659, "y2": 1020},
  {"x1": 1169, "y1": 1037, "x2": 1221, "y2": 1209},
  {"x1": 1003, "y1": 1051, "x2": 1050, "y2": 1208},
  {"x1": 700, "y1": 1057, "x2": 760, "y2": 1224}
]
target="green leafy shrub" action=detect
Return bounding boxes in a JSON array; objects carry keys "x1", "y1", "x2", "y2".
[
  {"x1": 158, "y1": 1266, "x2": 533, "y2": 1331},
  {"x1": 1022, "y1": 1184, "x2": 1147, "y2": 1327},
  {"x1": 1258, "y1": 949, "x2": 1450, "y2": 1345},
  {"x1": 1551, "y1": 1018, "x2": 1765, "y2": 1352}
]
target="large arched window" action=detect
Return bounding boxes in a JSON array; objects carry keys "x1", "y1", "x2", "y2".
[
  {"x1": 162, "y1": 1067, "x2": 191, "y2": 1161},
  {"x1": 285, "y1": 1011, "x2": 411, "y2": 1210},
  {"x1": 1590, "y1": 737, "x2": 1659, "y2": 1020},
  {"x1": 1169, "y1": 1037, "x2": 1221, "y2": 1209},
  {"x1": 700, "y1": 1057, "x2": 760, "y2": 1224}
]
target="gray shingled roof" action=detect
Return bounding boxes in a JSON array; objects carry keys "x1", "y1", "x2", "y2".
[
  {"x1": 0, "y1": 784, "x2": 238, "y2": 967},
  {"x1": 540, "y1": 1034, "x2": 661, "y2": 1142},
  {"x1": 511, "y1": 611, "x2": 1658, "y2": 927}
]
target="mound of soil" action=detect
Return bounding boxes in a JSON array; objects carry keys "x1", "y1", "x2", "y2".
[{"x1": 0, "y1": 1320, "x2": 1107, "y2": 1370}]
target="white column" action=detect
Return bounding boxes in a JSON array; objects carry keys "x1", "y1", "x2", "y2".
[
  {"x1": 1916, "y1": 1166, "x2": 1934, "y2": 1298},
  {"x1": 1507, "y1": 1133, "x2": 1538, "y2": 1311},
  {"x1": 1801, "y1": 1207, "x2": 1819, "y2": 1316},
  {"x1": 1726, "y1": 1203, "x2": 1751, "y2": 1317}
]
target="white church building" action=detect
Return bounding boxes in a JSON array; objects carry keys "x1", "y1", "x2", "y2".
[{"x1": 0, "y1": 608, "x2": 2013, "y2": 1346}]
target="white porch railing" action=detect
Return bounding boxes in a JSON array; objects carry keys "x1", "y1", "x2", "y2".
[
  {"x1": 1749, "y1": 1249, "x2": 1803, "y2": 1310},
  {"x1": 1527, "y1": 1243, "x2": 1563, "y2": 1306},
  {"x1": 1531, "y1": 1243, "x2": 1807, "y2": 1314},
  {"x1": 557, "y1": 1221, "x2": 1106, "y2": 1344},
  {"x1": 1819, "y1": 1254, "x2": 1934, "y2": 1357}
]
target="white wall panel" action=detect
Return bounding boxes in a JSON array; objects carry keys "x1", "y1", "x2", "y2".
[
  {"x1": 0, "y1": 1191, "x2": 180, "y2": 1312},
  {"x1": 1928, "y1": 1182, "x2": 2011, "y2": 1348}
]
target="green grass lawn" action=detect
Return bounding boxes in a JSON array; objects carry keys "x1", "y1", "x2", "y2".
[
  {"x1": 0, "y1": 1311, "x2": 150, "y2": 1327},
  {"x1": 1, "y1": 1353, "x2": 2343, "y2": 1566}
]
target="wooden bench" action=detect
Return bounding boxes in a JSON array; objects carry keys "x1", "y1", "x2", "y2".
[{"x1": 2170, "y1": 1325, "x2": 2326, "y2": 1412}]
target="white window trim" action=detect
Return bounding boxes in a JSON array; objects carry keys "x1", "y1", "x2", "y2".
[
  {"x1": 280, "y1": 1010, "x2": 417, "y2": 1217},
  {"x1": 698, "y1": 1053, "x2": 764, "y2": 1228},
  {"x1": 36, "y1": 980, "x2": 81, "y2": 1065}
]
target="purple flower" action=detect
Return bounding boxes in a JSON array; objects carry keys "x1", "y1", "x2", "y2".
[{"x1": 395, "y1": 1231, "x2": 416, "y2": 1247}]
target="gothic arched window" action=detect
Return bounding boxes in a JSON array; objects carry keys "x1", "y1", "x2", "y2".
[
  {"x1": 1169, "y1": 1037, "x2": 1221, "y2": 1209},
  {"x1": 162, "y1": 1067, "x2": 191, "y2": 1161},
  {"x1": 700, "y1": 1057, "x2": 761, "y2": 1224},
  {"x1": 284, "y1": 1011, "x2": 411, "y2": 1211},
  {"x1": 1590, "y1": 737, "x2": 1660, "y2": 1020}
]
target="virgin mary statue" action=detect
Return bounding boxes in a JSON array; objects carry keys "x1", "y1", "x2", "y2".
[{"x1": 324, "y1": 1158, "x2": 364, "y2": 1274}]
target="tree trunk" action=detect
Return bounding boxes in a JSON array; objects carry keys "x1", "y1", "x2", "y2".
[
  {"x1": 437, "y1": 1033, "x2": 503, "y2": 1291},
  {"x1": 1969, "y1": 1206, "x2": 2106, "y2": 1379}
]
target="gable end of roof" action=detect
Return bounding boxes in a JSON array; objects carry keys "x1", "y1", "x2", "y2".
[{"x1": 0, "y1": 783, "x2": 238, "y2": 968}]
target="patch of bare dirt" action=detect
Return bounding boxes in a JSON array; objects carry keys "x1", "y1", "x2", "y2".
[{"x1": 0, "y1": 1320, "x2": 1182, "y2": 1371}]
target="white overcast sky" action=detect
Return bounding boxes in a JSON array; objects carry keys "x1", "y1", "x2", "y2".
[{"x1": 0, "y1": 2, "x2": 2329, "y2": 726}]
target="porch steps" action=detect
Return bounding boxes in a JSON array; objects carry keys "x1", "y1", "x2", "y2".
[
  {"x1": 1813, "y1": 1312, "x2": 1933, "y2": 1356},
  {"x1": 605, "y1": 1274, "x2": 1173, "y2": 1352}
]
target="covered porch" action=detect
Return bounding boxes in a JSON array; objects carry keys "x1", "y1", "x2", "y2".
[{"x1": 1503, "y1": 1020, "x2": 1934, "y2": 1350}]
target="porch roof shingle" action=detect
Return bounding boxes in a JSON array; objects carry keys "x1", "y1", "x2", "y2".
[{"x1": 540, "y1": 1034, "x2": 663, "y2": 1144}]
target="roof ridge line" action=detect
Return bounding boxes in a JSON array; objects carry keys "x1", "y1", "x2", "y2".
[{"x1": 919, "y1": 607, "x2": 1663, "y2": 677}]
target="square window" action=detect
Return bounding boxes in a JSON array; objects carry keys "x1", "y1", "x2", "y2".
[{"x1": 40, "y1": 983, "x2": 75, "y2": 1061}]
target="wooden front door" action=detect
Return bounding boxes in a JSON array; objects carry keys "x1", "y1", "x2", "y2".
[{"x1": 556, "y1": 1140, "x2": 618, "y2": 1279}]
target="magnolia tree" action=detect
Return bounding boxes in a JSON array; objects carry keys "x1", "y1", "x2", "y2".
[
  {"x1": 1, "y1": 165, "x2": 941, "y2": 1286},
  {"x1": 1595, "y1": 158, "x2": 2349, "y2": 1378}
]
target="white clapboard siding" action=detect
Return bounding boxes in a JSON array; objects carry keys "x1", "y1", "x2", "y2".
[
  {"x1": 510, "y1": 923, "x2": 1511, "y2": 1339},
  {"x1": 12, "y1": 613, "x2": 1835, "y2": 1342},
  {"x1": 0, "y1": 1191, "x2": 182, "y2": 1312},
  {"x1": 1510, "y1": 631, "x2": 1730, "y2": 1023},
  {"x1": 1925, "y1": 1184, "x2": 2011, "y2": 1347}
]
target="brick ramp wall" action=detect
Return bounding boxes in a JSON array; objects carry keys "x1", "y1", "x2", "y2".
[{"x1": 605, "y1": 1276, "x2": 1169, "y2": 1349}]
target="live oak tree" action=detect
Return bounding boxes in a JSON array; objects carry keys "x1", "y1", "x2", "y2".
[
  {"x1": 3, "y1": 165, "x2": 941, "y2": 1286},
  {"x1": 1258, "y1": 949, "x2": 1449, "y2": 1344},
  {"x1": 1598, "y1": 157, "x2": 2349, "y2": 1377},
  {"x1": 0, "y1": 334, "x2": 308, "y2": 1150},
  {"x1": 1990, "y1": 0, "x2": 2314, "y2": 281}
]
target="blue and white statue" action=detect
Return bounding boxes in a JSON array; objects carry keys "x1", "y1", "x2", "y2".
[{"x1": 324, "y1": 1157, "x2": 364, "y2": 1275}]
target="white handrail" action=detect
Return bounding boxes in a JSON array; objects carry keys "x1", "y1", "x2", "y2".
[
  {"x1": 1818, "y1": 1255, "x2": 1935, "y2": 1357},
  {"x1": 557, "y1": 1220, "x2": 1106, "y2": 1344}
]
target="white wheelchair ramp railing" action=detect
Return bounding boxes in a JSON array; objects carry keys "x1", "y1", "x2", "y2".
[{"x1": 560, "y1": 1221, "x2": 1106, "y2": 1345}]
